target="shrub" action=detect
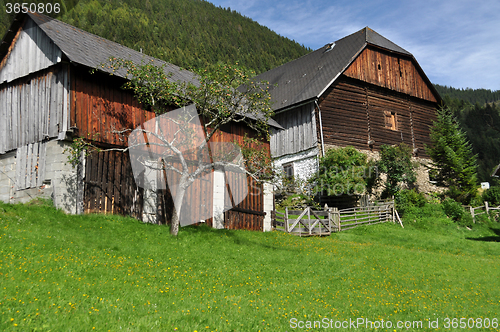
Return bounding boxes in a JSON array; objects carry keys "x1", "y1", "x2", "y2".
[
  {"x1": 483, "y1": 186, "x2": 500, "y2": 206},
  {"x1": 395, "y1": 189, "x2": 426, "y2": 216},
  {"x1": 441, "y1": 197, "x2": 473, "y2": 227},
  {"x1": 309, "y1": 147, "x2": 376, "y2": 197},
  {"x1": 378, "y1": 143, "x2": 416, "y2": 198},
  {"x1": 276, "y1": 193, "x2": 319, "y2": 210}
]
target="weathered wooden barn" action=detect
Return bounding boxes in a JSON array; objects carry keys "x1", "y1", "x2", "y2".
[
  {"x1": 0, "y1": 12, "x2": 276, "y2": 231},
  {"x1": 253, "y1": 27, "x2": 441, "y2": 191}
]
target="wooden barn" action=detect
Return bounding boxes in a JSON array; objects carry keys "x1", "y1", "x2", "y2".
[
  {"x1": 0, "y1": 12, "x2": 277, "y2": 231},
  {"x1": 253, "y1": 27, "x2": 442, "y2": 192}
]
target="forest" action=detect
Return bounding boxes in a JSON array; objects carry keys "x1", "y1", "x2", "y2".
[
  {"x1": 1, "y1": 0, "x2": 499, "y2": 184},
  {"x1": 439, "y1": 94, "x2": 500, "y2": 183},
  {"x1": 0, "y1": 0, "x2": 311, "y2": 74}
]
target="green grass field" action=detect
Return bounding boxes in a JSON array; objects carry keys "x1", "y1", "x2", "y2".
[{"x1": 1, "y1": 199, "x2": 499, "y2": 331}]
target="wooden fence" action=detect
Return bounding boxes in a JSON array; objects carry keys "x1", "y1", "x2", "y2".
[
  {"x1": 465, "y1": 201, "x2": 500, "y2": 223},
  {"x1": 272, "y1": 199, "x2": 400, "y2": 236}
]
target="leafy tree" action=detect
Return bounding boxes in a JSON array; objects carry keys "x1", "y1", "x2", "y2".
[
  {"x1": 426, "y1": 107, "x2": 478, "y2": 203},
  {"x1": 378, "y1": 143, "x2": 416, "y2": 198},
  {"x1": 309, "y1": 147, "x2": 376, "y2": 197},
  {"x1": 101, "y1": 60, "x2": 274, "y2": 236}
]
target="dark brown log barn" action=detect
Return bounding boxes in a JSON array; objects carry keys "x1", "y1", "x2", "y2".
[
  {"x1": 0, "y1": 13, "x2": 277, "y2": 231},
  {"x1": 253, "y1": 27, "x2": 441, "y2": 191}
]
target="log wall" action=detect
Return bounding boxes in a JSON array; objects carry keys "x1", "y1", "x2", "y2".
[{"x1": 318, "y1": 76, "x2": 437, "y2": 156}]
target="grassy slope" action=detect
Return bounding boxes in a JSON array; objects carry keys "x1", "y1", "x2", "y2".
[{"x1": 0, "y1": 200, "x2": 499, "y2": 331}]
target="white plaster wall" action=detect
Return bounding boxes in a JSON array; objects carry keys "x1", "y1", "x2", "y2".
[
  {"x1": 0, "y1": 140, "x2": 83, "y2": 213},
  {"x1": 212, "y1": 169, "x2": 225, "y2": 229},
  {"x1": 262, "y1": 182, "x2": 274, "y2": 232},
  {"x1": 274, "y1": 147, "x2": 319, "y2": 183},
  {"x1": 142, "y1": 160, "x2": 158, "y2": 223}
]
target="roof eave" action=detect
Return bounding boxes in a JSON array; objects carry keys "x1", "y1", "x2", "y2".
[{"x1": 316, "y1": 42, "x2": 368, "y2": 99}]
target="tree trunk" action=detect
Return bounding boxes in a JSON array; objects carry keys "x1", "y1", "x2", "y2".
[{"x1": 170, "y1": 183, "x2": 188, "y2": 236}]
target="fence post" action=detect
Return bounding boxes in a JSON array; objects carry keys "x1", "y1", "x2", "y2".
[
  {"x1": 485, "y1": 201, "x2": 489, "y2": 215},
  {"x1": 327, "y1": 208, "x2": 332, "y2": 233},
  {"x1": 470, "y1": 206, "x2": 475, "y2": 223},
  {"x1": 333, "y1": 207, "x2": 340, "y2": 232},
  {"x1": 307, "y1": 207, "x2": 311, "y2": 236},
  {"x1": 285, "y1": 207, "x2": 289, "y2": 233}
]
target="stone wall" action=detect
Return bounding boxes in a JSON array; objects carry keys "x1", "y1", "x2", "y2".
[
  {"x1": 273, "y1": 147, "x2": 319, "y2": 184},
  {"x1": 0, "y1": 140, "x2": 83, "y2": 213},
  {"x1": 323, "y1": 144, "x2": 442, "y2": 195}
]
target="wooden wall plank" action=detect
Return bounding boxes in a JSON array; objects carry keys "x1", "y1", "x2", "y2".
[{"x1": 344, "y1": 47, "x2": 438, "y2": 103}]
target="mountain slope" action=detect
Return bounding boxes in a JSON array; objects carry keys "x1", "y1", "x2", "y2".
[{"x1": 0, "y1": 0, "x2": 311, "y2": 74}]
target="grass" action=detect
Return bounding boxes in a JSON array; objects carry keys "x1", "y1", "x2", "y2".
[{"x1": 0, "y1": 199, "x2": 499, "y2": 331}]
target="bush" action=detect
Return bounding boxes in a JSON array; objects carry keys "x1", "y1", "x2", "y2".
[
  {"x1": 483, "y1": 186, "x2": 500, "y2": 206},
  {"x1": 441, "y1": 197, "x2": 473, "y2": 227},
  {"x1": 378, "y1": 143, "x2": 416, "y2": 198},
  {"x1": 395, "y1": 189, "x2": 426, "y2": 216},
  {"x1": 276, "y1": 193, "x2": 319, "y2": 210},
  {"x1": 309, "y1": 147, "x2": 376, "y2": 197}
]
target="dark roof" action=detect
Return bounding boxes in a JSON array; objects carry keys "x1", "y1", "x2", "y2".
[
  {"x1": 252, "y1": 27, "x2": 430, "y2": 111},
  {"x1": 27, "y1": 13, "x2": 199, "y2": 85},
  {"x1": 0, "y1": 13, "x2": 282, "y2": 129}
]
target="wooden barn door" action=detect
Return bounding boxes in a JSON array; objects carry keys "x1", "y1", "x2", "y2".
[
  {"x1": 84, "y1": 150, "x2": 144, "y2": 219},
  {"x1": 223, "y1": 174, "x2": 265, "y2": 231}
]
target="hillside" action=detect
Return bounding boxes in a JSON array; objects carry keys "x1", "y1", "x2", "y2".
[
  {"x1": 434, "y1": 84, "x2": 500, "y2": 105},
  {"x1": 0, "y1": 0, "x2": 311, "y2": 74},
  {"x1": 1, "y1": 199, "x2": 499, "y2": 330}
]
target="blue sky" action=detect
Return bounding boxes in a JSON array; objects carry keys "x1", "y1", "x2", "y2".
[{"x1": 208, "y1": 0, "x2": 499, "y2": 91}]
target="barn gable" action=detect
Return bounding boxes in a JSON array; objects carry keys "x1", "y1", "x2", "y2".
[
  {"x1": 254, "y1": 27, "x2": 439, "y2": 112},
  {"x1": 344, "y1": 46, "x2": 438, "y2": 102},
  {"x1": 0, "y1": 16, "x2": 62, "y2": 84}
]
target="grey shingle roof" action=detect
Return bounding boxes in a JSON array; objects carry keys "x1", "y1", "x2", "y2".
[{"x1": 252, "y1": 27, "x2": 415, "y2": 111}]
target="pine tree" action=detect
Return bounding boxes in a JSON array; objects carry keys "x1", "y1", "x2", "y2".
[{"x1": 426, "y1": 107, "x2": 478, "y2": 203}]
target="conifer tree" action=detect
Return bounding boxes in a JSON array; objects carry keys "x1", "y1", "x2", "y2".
[{"x1": 426, "y1": 107, "x2": 478, "y2": 203}]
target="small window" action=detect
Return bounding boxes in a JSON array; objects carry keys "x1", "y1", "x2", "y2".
[
  {"x1": 384, "y1": 111, "x2": 398, "y2": 131},
  {"x1": 283, "y1": 164, "x2": 294, "y2": 180}
]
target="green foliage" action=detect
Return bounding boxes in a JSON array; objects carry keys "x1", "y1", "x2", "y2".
[
  {"x1": 441, "y1": 197, "x2": 473, "y2": 227},
  {"x1": 64, "y1": 136, "x2": 101, "y2": 168},
  {"x1": 483, "y1": 186, "x2": 500, "y2": 206},
  {"x1": 426, "y1": 107, "x2": 478, "y2": 203},
  {"x1": 453, "y1": 102, "x2": 500, "y2": 182},
  {"x1": 395, "y1": 189, "x2": 426, "y2": 216},
  {"x1": 0, "y1": 0, "x2": 311, "y2": 75},
  {"x1": 434, "y1": 84, "x2": 500, "y2": 105},
  {"x1": 377, "y1": 143, "x2": 416, "y2": 198},
  {"x1": 237, "y1": 134, "x2": 274, "y2": 180},
  {"x1": 309, "y1": 147, "x2": 376, "y2": 196},
  {"x1": 109, "y1": 60, "x2": 273, "y2": 138},
  {"x1": 276, "y1": 193, "x2": 319, "y2": 210}
]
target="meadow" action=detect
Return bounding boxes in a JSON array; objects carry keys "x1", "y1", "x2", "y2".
[{"x1": 0, "y1": 199, "x2": 499, "y2": 331}]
